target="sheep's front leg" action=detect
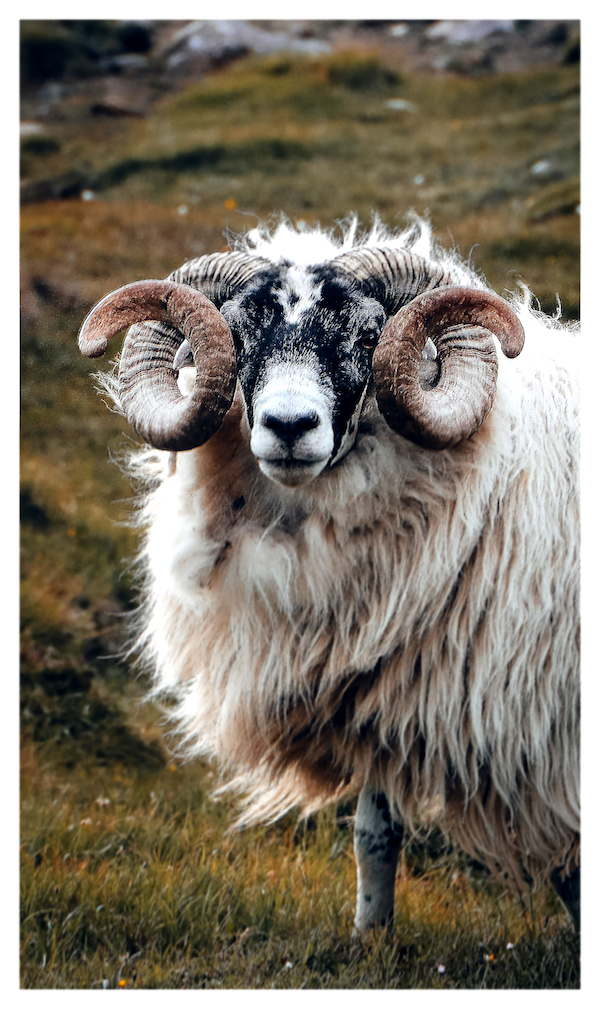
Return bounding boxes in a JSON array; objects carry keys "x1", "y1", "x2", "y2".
[{"x1": 353, "y1": 786, "x2": 404, "y2": 934}]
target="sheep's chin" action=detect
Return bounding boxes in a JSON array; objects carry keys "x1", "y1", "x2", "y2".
[{"x1": 258, "y1": 457, "x2": 328, "y2": 487}]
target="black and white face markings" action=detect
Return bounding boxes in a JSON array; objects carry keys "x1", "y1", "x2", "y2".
[{"x1": 221, "y1": 264, "x2": 387, "y2": 487}]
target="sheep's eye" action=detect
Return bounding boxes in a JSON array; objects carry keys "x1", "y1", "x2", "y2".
[{"x1": 360, "y1": 329, "x2": 380, "y2": 351}]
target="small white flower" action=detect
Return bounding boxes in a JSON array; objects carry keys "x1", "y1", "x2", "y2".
[{"x1": 438, "y1": 964, "x2": 446, "y2": 974}]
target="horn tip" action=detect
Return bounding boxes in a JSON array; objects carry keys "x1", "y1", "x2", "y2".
[
  {"x1": 503, "y1": 334, "x2": 525, "y2": 360},
  {"x1": 79, "y1": 333, "x2": 108, "y2": 358}
]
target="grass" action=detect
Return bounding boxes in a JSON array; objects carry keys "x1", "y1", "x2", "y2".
[
  {"x1": 20, "y1": 751, "x2": 579, "y2": 989},
  {"x1": 20, "y1": 39, "x2": 580, "y2": 988},
  {"x1": 22, "y1": 51, "x2": 580, "y2": 314}
]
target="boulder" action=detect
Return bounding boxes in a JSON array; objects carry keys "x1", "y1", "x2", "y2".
[{"x1": 163, "y1": 19, "x2": 330, "y2": 76}]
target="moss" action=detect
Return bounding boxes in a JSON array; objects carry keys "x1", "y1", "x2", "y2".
[
  {"x1": 322, "y1": 50, "x2": 401, "y2": 91},
  {"x1": 21, "y1": 135, "x2": 61, "y2": 157},
  {"x1": 20, "y1": 647, "x2": 165, "y2": 771},
  {"x1": 96, "y1": 137, "x2": 317, "y2": 192}
]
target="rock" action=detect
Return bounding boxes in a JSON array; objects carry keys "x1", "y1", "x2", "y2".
[
  {"x1": 385, "y1": 98, "x2": 417, "y2": 113},
  {"x1": 388, "y1": 24, "x2": 410, "y2": 38},
  {"x1": 424, "y1": 21, "x2": 515, "y2": 44},
  {"x1": 163, "y1": 19, "x2": 330, "y2": 76},
  {"x1": 20, "y1": 121, "x2": 46, "y2": 137},
  {"x1": 99, "y1": 53, "x2": 151, "y2": 76},
  {"x1": 89, "y1": 78, "x2": 151, "y2": 117}
]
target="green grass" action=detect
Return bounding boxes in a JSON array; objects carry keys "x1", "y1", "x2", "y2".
[
  {"x1": 21, "y1": 51, "x2": 579, "y2": 313},
  {"x1": 20, "y1": 754, "x2": 578, "y2": 989},
  {"x1": 20, "y1": 40, "x2": 580, "y2": 988}
]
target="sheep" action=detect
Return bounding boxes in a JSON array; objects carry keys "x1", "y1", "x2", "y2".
[{"x1": 78, "y1": 215, "x2": 580, "y2": 934}]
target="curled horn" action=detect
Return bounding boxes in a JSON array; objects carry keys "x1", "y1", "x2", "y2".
[
  {"x1": 333, "y1": 246, "x2": 455, "y2": 313},
  {"x1": 373, "y1": 286, "x2": 525, "y2": 449},
  {"x1": 79, "y1": 280, "x2": 236, "y2": 452}
]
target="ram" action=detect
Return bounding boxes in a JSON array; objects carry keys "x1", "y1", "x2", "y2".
[{"x1": 79, "y1": 216, "x2": 580, "y2": 934}]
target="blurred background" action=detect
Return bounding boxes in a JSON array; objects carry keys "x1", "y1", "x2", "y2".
[{"x1": 20, "y1": 20, "x2": 580, "y2": 988}]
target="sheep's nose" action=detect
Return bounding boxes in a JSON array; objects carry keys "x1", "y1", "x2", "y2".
[
  {"x1": 250, "y1": 378, "x2": 334, "y2": 475},
  {"x1": 262, "y1": 408, "x2": 320, "y2": 445}
]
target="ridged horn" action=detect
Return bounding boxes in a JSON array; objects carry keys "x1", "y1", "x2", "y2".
[
  {"x1": 333, "y1": 246, "x2": 455, "y2": 313},
  {"x1": 79, "y1": 280, "x2": 236, "y2": 452},
  {"x1": 169, "y1": 250, "x2": 271, "y2": 308},
  {"x1": 373, "y1": 286, "x2": 525, "y2": 449},
  {"x1": 78, "y1": 249, "x2": 271, "y2": 452}
]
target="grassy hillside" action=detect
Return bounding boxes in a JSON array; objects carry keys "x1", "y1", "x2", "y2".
[{"x1": 20, "y1": 37, "x2": 580, "y2": 989}]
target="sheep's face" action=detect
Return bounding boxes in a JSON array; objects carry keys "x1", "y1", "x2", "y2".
[{"x1": 221, "y1": 266, "x2": 386, "y2": 487}]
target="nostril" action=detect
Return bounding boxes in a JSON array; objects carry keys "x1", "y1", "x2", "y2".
[{"x1": 263, "y1": 409, "x2": 320, "y2": 443}]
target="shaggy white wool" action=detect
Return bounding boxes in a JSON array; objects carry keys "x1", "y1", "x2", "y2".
[{"x1": 119, "y1": 216, "x2": 579, "y2": 889}]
